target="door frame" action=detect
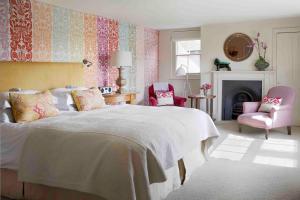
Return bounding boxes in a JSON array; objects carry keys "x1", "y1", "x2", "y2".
[
  {"x1": 272, "y1": 27, "x2": 300, "y2": 84},
  {"x1": 273, "y1": 27, "x2": 300, "y2": 126}
]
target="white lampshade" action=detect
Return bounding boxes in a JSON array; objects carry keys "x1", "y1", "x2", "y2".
[
  {"x1": 176, "y1": 64, "x2": 187, "y2": 76},
  {"x1": 110, "y1": 50, "x2": 132, "y2": 68}
]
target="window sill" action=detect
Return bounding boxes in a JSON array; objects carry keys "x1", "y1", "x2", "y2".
[{"x1": 169, "y1": 77, "x2": 200, "y2": 80}]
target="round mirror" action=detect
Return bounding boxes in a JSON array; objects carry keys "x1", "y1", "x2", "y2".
[{"x1": 224, "y1": 33, "x2": 253, "y2": 62}]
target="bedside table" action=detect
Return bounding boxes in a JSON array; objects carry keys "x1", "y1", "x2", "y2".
[{"x1": 103, "y1": 92, "x2": 137, "y2": 105}]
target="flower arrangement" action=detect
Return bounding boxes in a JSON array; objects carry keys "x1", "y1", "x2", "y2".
[
  {"x1": 251, "y1": 32, "x2": 269, "y2": 71},
  {"x1": 200, "y1": 83, "x2": 212, "y2": 96}
]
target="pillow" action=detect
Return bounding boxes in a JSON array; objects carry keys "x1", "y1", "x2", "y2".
[
  {"x1": 51, "y1": 87, "x2": 87, "y2": 111},
  {"x1": 9, "y1": 90, "x2": 59, "y2": 123},
  {"x1": 71, "y1": 88, "x2": 106, "y2": 111},
  {"x1": 258, "y1": 96, "x2": 283, "y2": 113},
  {"x1": 156, "y1": 91, "x2": 174, "y2": 106},
  {"x1": 0, "y1": 108, "x2": 14, "y2": 123},
  {"x1": 0, "y1": 90, "x2": 39, "y2": 109}
]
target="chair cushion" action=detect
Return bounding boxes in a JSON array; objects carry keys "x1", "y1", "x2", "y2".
[
  {"x1": 238, "y1": 112, "x2": 273, "y2": 129},
  {"x1": 156, "y1": 91, "x2": 174, "y2": 106},
  {"x1": 258, "y1": 96, "x2": 282, "y2": 113}
]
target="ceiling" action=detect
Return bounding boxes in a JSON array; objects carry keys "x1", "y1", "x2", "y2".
[{"x1": 39, "y1": 0, "x2": 300, "y2": 29}]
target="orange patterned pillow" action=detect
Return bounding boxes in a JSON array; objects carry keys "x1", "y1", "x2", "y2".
[
  {"x1": 9, "y1": 90, "x2": 59, "y2": 123},
  {"x1": 71, "y1": 88, "x2": 106, "y2": 111}
]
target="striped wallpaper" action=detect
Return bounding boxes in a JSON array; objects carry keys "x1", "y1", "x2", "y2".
[{"x1": 0, "y1": 0, "x2": 159, "y2": 92}]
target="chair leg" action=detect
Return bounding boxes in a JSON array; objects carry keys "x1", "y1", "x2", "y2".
[
  {"x1": 287, "y1": 126, "x2": 292, "y2": 135},
  {"x1": 265, "y1": 129, "x2": 269, "y2": 140},
  {"x1": 238, "y1": 124, "x2": 242, "y2": 133}
]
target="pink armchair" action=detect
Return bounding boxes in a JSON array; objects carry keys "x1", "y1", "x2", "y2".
[
  {"x1": 148, "y1": 84, "x2": 187, "y2": 107},
  {"x1": 238, "y1": 86, "x2": 296, "y2": 139}
]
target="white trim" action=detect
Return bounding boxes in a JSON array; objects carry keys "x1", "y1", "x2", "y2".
[
  {"x1": 272, "y1": 26, "x2": 300, "y2": 85},
  {"x1": 171, "y1": 40, "x2": 201, "y2": 79},
  {"x1": 212, "y1": 71, "x2": 276, "y2": 121}
]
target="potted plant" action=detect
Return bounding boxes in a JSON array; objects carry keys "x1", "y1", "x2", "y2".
[{"x1": 252, "y1": 32, "x2": 269, "y2": 71}]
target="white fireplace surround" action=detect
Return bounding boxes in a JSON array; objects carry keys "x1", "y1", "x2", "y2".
[{"x1": 212, "y1": 71, "x2": 276, "y2": 121}]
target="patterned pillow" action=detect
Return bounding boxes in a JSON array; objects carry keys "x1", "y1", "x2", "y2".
[
  {"x1": 156, "y1": 91, "x2": 174, "y2": 106},
  {"x1": 0, "y1": 90, "x2": 39, "y2": 109},
  {"x1": 71, "y1": 88, "x2": 106, "y2": 111},
  {"x1": 9, "y1": 90, "x2": 59, "y2": 123},
  {"x1": 258, "y1": 96, "x2": 283, "y2": 113}
]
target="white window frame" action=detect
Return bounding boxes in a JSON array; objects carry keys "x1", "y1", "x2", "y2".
[{"x1": 171, "y1": 40, "x2": 201, "y2": 80}]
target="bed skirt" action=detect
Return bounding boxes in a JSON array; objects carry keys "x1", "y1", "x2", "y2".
[{"x1": 1, "y1": 144, "x2": 207, "y2": 200}]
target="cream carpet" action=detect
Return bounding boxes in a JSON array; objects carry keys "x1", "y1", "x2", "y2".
[
  {"x1": 2, "y1": 122, "x2": 300, "y2": 200},
  {"x1": 166, "y1": 122, "x2": 300, "y2": 200}
]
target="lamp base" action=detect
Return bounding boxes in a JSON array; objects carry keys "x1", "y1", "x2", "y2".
[{"x1": 116, "y1": 67, "x2": 127, "y2": 93}]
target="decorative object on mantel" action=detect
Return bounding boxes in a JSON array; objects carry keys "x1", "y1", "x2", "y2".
[
  {"x1": 224, "y1": 33, "x2": 253, "y2": 62},
  {"x1": 214, "y1": 58, "x2": 231, "y2": 71},
  {"x1": 200, "y1": 83, "x2": 212, "y2": 96},
  {"x1": 110, "y1": 50, "x2": 132, "y2": 93},
  {"x1": 176, "y1": 64, "x2": 192, "y2": 97},
  {"x1": 251, "y1": 32, "x2": 270, "y2": 71}
]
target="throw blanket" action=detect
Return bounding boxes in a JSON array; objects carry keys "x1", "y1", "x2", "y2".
[{"x1": 18, "y1": 105, "x2": 219, "y2": 200}]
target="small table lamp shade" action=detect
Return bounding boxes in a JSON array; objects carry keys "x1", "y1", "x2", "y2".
[{"x1": 110, "y1": 50, "x2": 132, "y2": 67}]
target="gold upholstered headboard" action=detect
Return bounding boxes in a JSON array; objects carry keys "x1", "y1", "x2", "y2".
[{"x1": 0, "y1": 61, "x2": 84, "y2": 92}]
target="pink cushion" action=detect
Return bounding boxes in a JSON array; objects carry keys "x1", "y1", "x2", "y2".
[
  {"x1": 238, "y1": 112, "x2": 273, "y2": 129},
  {"x1": 156, "y1": 91, "x2": 174, "y2": 106},
  {"x1": 258, "y1": 96, "x2": 282, "y2": 113}
]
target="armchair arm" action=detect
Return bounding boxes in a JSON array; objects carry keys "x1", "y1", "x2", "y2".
[
  {"x1": 149, "y1": 97, "x2": 158, "y2": 106},
  {"x1": 270, "y1": 105, "x2": 293, "y2": 125},
  {"x1": 173, "y1": 96, "x2": 187, "y2": 107},
  {"x1": 243, "y1": 102, "x2": 261, "y2": 113},
  {"x1": 270, "y1": 105, "x2": 293, "y2": 119}
]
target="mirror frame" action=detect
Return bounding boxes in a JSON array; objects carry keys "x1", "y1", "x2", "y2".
[{"x1": 223, "y1": 33, "x2": 253, "y2": 62}]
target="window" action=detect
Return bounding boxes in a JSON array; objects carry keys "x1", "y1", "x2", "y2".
[{"x1": 175, "y1": 40, "x2": 201, "y2": 74}]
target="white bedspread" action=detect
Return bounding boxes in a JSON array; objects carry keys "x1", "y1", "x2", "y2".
[{"x1": 0, "y1": 105, "x2": 219, "y2": 200}]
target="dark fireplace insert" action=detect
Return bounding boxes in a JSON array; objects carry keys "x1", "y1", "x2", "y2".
[{"x1": 222, "y1": 80, "x2": 262, "y2": 120}]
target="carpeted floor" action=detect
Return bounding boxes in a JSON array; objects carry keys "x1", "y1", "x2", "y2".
[
  {"x1": 166, "y1": 122, "x2": 300, "y2": 200},
  {"x1": 2, "y1": 122, "x2": 300, "y2": 200}
]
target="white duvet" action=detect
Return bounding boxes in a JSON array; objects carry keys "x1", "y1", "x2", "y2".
[{"x1": 0, "y1": 105, "x2": 219, "y2": 200}]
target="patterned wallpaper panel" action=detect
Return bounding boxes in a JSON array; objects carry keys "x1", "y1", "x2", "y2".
[
  {"x1": 10, "y1": 0, "x2": 33, "y2": 61},
  {"x1": 1, "y1": 0, "x2": 159, "y2": 95},
  {"x1": 52, "y1": 6, "x2": 69, "y2": 62},
  {"x1": 32, "y1": 0, "x2": 52, "y2": 61},
  {"x1": 144, "y1": 28, "x2": 159, "y2": 87},
  {"x1": 0, "y1": 0, "x2": 10, "y2": 60}
]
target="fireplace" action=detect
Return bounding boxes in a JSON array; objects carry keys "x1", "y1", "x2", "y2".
[{"x1": 222, "y1": 80, "x2": 262, "y2": 120}]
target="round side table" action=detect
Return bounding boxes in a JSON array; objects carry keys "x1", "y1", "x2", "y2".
[{"x1": 188, "y1": 94, "x2": 216, "y2": 119}]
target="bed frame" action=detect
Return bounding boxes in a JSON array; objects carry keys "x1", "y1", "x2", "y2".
[
  {"x1": 0, "y1": 61, "x2": 84, "y2": 92},
  {"x1": 0, "y1": 61, "x2": 191, "y2": 200}
]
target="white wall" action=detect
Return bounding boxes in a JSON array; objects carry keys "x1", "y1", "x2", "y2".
[
  {"x1": 159, "y1": 28, "x2": 201, "y2": 106},
  {"x1": 200, "y1": 17, "x2": 300, "y2": 85},
  {"x1": 158, "y1": 17, "x2": 300, "y2": 110}
]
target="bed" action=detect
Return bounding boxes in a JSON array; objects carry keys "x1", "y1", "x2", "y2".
[{"x1": 0, "y1": 62, "x2": 219, "y2": 200}]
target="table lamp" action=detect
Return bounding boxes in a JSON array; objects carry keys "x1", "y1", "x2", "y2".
[{"x1": 110, "y1": 50, "x2": 132, "y2": 93}]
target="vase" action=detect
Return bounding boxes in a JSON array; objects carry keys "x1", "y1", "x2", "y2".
[
  {"x1": 203, "y1": 89, "x2": 208, "y2": 96},
  {"x1": 255, "y1": 56, "x2": 270, "y2": 71}
]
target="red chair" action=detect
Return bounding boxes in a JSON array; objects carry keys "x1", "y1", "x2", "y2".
[{"x1": 148, "y1": 84, "x2": 187, "y2": 107}]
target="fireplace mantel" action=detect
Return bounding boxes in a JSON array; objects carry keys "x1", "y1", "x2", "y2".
[{"x1": 212, "y1": 70, "x2": 276, "y2": 121}]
